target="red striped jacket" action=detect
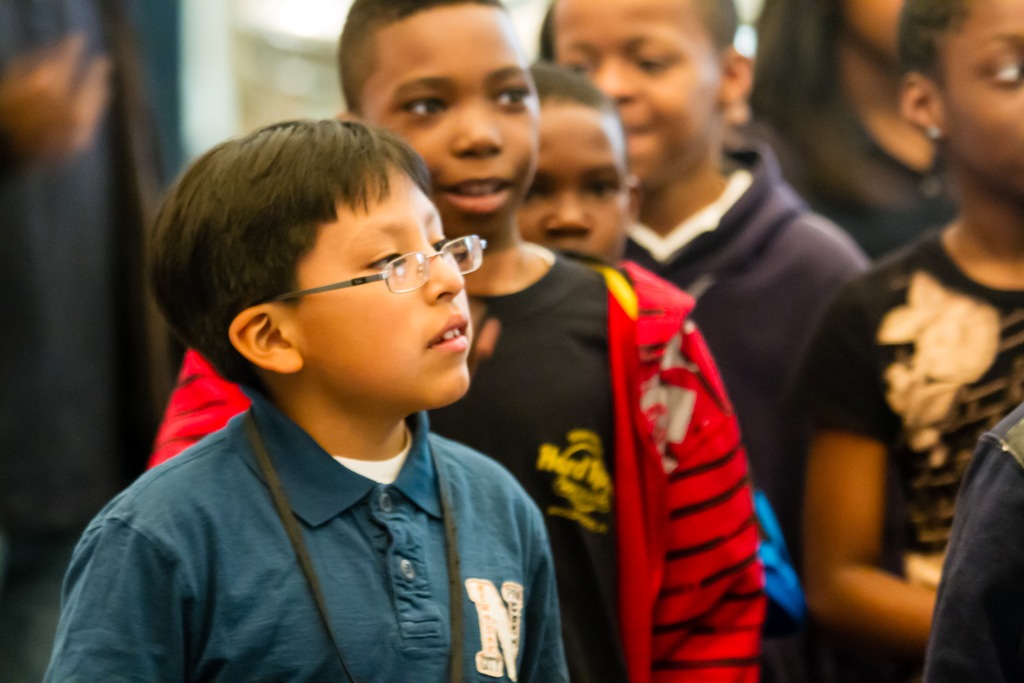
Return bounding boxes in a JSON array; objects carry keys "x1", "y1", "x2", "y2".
[
  {"x1": 606, "y1": 261, "x2": 764, "y2": 683},
  {"x1": 149, "y1": 261, "x2": 765, "y2": 681}
]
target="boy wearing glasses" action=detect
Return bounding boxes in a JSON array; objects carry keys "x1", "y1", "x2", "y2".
[{"x1": 44, "y1": 119, "x2": 568, "y2": 681}]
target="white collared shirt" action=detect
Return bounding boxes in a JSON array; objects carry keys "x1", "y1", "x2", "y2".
[{"x1": 629, "y1": 169, "x2": 753, "y2": 263}]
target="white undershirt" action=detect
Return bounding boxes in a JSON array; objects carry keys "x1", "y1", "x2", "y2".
[
  {"x1": 332, "y1": 426, "x2": 412, "y2": 484},
  {"x1": 629, "y1": 169, "x2": 753, "y2": 263}
]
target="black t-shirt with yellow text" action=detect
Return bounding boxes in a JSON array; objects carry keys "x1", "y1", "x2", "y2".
[{"x1": 430, "y1": 255, "x2": 624, "y2": 683}]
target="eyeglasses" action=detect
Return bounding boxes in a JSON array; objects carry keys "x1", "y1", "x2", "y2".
[{"x1": 264, "y1": 234, "x2": 486, "y2": 302}]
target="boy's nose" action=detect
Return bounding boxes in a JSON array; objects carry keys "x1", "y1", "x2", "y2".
[
  {"x1": 452, "y1": 104, "x2": 501, "y2": 158},
  {"x1": 425, "y1": 249, "x2": 466, "y2": 298},
  {"x1": 549, "y1": 193, "x2": 589, "y2": 229},
  {"x1": 591, "y1": 60, "x2": 635, "y2": 103}
]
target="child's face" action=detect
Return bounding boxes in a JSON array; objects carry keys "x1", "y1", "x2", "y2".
[
  {"x1": 552, "y1": 0, "x2": 727, "y2": 193},
  {"x1": 934, "y1": 0, "x2": 1024, "y2": 200},
  {"x1": 356, "y1": 5, "x2": 539, "y2": 244},
  {"x1": 517, "y1": 102, "x2": 636, "y2": 262},
  {"x1": 287, "y1": 171, "x2": 471, "y2": 418}
]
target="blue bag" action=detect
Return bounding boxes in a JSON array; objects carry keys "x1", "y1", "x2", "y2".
[{"x1": 755, "y1": 489, "x2": 807, "y2": 637}]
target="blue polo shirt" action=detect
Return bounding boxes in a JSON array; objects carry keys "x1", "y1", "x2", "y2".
[{"x1": 45, "y1": 394, "x2": 567, "y2": 682}]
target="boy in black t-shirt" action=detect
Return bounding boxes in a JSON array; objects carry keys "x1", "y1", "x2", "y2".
[{"x1": 341, "y1": 3, "x2": 763, "y2": 680}]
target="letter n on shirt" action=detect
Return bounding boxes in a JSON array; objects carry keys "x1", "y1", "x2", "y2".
[{"x1": 465, "y1": 579, "x2": 524, "y2": 680}]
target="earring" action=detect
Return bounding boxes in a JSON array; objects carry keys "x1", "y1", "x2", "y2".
[{"x1": 926, "y1": 126, "x2": 943, "y2": 141}]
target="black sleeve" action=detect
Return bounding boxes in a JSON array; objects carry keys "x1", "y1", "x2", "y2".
[
  {"x1": 789, "y1": 279, "x2": 900, "y2": 442},
  {"x1": 925, "y1": 433, "x2": 1024, "y2": 682}
]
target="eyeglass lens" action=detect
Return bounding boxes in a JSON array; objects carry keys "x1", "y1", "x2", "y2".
[{"x1": 385, "y1": 236, "x2": 483, "y2": 293}]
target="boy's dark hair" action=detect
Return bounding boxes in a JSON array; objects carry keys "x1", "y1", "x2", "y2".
[
  {"x1": 530, "y1": 61, "x2": 630, "y2": 169},
  {"x1": 699, "y1": 0, "x2": 740, "y2": 51},
  {"x1": 339, "y1": 0, "x2": 506, "y2": 113},
  {"x1": 538, "y1": 3, "x2": 556, "y2": 61},
  {"x1": 538, "y1": 0, "x2": 738, "y2": 60},
  {"x1": 898, "y1": 0, "x2": 971, "y2": 76},
  {"x1": 530, "y1": 61, "x2": 617, "y2": 115},
  {"x1": 150, "y1": 119, "x2": 431, "y2": 387}
]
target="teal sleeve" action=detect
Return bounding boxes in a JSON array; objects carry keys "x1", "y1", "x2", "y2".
[
  {"x1": 519, "y1": 504, "x2": 570, "y2": 682},
  {"x1": 44, "y1": 519, "x2": 187, "y2": 682}
]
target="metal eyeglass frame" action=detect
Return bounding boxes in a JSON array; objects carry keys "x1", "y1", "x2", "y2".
[{"x1": 263, "y1": 234, "x2": 486, "y2": 303}]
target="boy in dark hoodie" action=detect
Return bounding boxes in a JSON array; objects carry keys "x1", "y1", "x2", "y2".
[{"x1": 547, "y1": 0, "x2": 869, "y2": 562}]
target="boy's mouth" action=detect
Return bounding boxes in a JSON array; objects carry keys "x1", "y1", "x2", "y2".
[
  {"x1": 545, "y1": 226, "x2": 592, "y2": 240},
  {"x1": 428, "y1": 317, "x2": 470, "y2": 351},
  {"x1": 440, "y1": 179, "x2": 511, "y2": 214},
  {"x1": 622, "y1": 123, "x2": 653, "y2": 143}
]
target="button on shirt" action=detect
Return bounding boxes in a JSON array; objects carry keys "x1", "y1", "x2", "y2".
[{"x1": 45, "y1": 393, "x2": 568, "y2": 682}]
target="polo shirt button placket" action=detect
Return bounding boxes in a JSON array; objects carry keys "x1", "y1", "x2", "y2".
[{"x1": 379, "y1": 490, "x2": 394, "y2": 514}]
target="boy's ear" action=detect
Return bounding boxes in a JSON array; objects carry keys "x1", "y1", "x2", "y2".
[
  {"x1": 716, "y1": 47, "x2": 753, "y2": 115},
  {"x1": 901, "y1": 71, "x2": 946, "y2": 139},
  {"x1": 228, "y1": 304, "x2": 305, "y2": 376}
]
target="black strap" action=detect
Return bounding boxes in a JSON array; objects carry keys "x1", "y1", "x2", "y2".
[
  {"x1": 432, "y1": 445, "x2": 464, "y2": 683},
  {"x1": 245, "y1": 414, "x2": 358, "y2": 682},
  {"x1": 244, "y1": 413, "x2": 464, "y2": 683}
]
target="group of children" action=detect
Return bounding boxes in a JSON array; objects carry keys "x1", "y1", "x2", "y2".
[{"x1": 40, "y1": 0, "x2": 1024, "y2": 681}]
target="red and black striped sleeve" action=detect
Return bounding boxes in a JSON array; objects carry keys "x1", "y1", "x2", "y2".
[{"x1": 653, "y1": 321, "x2": 765, "y2": 682}]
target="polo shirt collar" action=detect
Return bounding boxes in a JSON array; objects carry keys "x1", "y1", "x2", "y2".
[
  {"x1": 242, "y1": 391, "x2": 440, "y2": 526},
  {"x1": 391, "y1": 415, "x2": 442, "y2": 519}
]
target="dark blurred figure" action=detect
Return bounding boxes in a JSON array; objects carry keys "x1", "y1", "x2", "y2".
[
  {"x1": 0, "y1": 2, "x2": 178, "y2": 679},
  {"x1": 750, "y1": 0, "x2": 957, "y2": 259}
]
